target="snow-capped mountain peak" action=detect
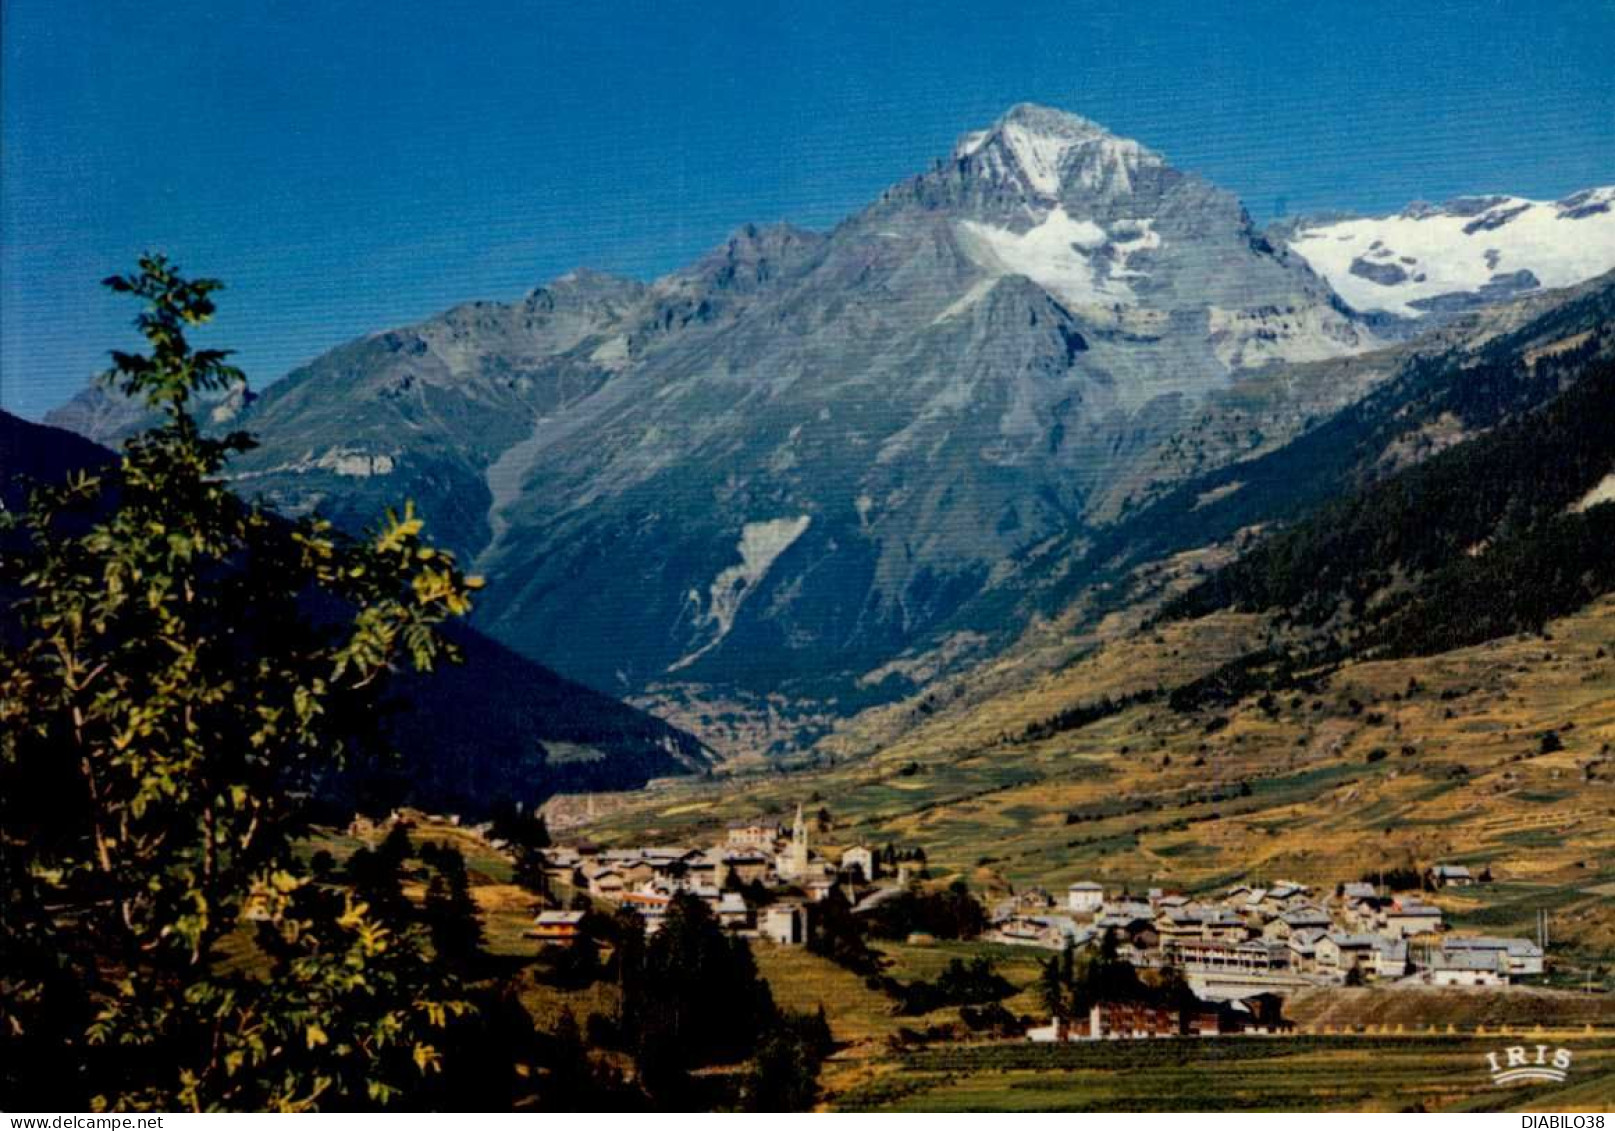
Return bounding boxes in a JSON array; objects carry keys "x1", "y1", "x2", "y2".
[
  {"x1": 1284, "y1": 186, "x2": 1615, "y2": 319},
  {"x1": 953, "y1": 103, "x2": 1163, "y2": 199}
]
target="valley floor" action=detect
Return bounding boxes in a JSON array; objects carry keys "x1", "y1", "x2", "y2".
[
  {"x1": 307, "y1": 811, "x2": 1615, "y2": 1112},
  {"x1": 315, "y1": 574, "x2": 1615, "y2": 1111},
  {"x1": 557, "y1": 598, "x2": 1615, "y2": 970}
]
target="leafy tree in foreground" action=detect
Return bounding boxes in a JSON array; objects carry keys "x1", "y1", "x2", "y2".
[{"x1": 0, "y1": 256, "x2": 485, "y2": 1111}]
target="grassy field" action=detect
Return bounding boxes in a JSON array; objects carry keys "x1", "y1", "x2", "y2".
[
  {"x1": 831, "y1": 1034, "x2": 1615, "y2": 1112},
  {"x1": 1285, "y1": 985, "x2": 1615, "y2": 1031}
]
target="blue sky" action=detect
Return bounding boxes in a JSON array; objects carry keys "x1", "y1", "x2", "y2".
[{"x1": 4, "y1": 0, "x2": 1612, "y2": 420}]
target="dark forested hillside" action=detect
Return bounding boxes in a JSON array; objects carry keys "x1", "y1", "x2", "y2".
[
  {"x1": 1163, "y1": 347, "x2": 1615, "y2": 661},
  {"x1": 0, "y1": 409, "x2": 710, "y2": 813},
  {"x1": 0, "y1": 410, "x2": 116, "y2": 510},
  {"x1": 346, "y1": 623, "x2": 714, "y2": 816},
  {"x1": 1166, "y1": 356, "x2": 1615, "y2": 621}
]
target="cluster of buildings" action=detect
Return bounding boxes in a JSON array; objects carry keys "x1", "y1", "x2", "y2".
[
  {"x1": 528, "y1": 806, "x2": 902, "y2": 946},
  {"x1": 1029, "y1": 993, "x2": 1293, "y2": 1043},
  {"x1": 991, "y1": 871, "x2": 1543, "y2": 990}
]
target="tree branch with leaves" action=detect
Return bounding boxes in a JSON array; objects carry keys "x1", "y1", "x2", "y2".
[{"x1": 1, "y1": 255, "x2": 490, "y2": 1111}]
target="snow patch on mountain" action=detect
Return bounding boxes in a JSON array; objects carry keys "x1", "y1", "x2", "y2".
[
  {"x1": 672, "y1": 515, "x2": 813, "y2": 671},
  {"x1": 1571, "y1": 471, "x2": 1615, "y2": 514},
  {"x1": 590, "y1": 334, "x2": 630, "y2": 365},
  {"x1": 957, "y1": 207, "x2": 1141, "y2": 308},
  {"x1": 1000, "y1": 121, "x2": 1075, "y2": 196},
  {"x1": 1287, "y1": 188, "x2": 1615, "y2": 317}
]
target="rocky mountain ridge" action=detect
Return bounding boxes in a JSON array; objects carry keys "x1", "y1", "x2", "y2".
[{"x1": 40, "y1": 105, "x2": 1615, "y2": 754}]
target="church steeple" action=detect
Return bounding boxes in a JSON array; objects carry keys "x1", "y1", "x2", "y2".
[{"x1": 782, "y1": 803, "x2": 810, "y2": 880}]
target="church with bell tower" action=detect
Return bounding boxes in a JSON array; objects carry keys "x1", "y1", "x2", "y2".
[{"x1": 778, "y1": 803, "x2": 811, "y2": 882}]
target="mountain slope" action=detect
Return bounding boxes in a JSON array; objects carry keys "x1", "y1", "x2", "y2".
[
  {"x1": 790, "y1": 271, "x2": 1615, "y2": 775},
  {"x1": 0, "y1": 408, "x2": 711, "y2": 812},
  {"x1": 998, "y1": 272, "x2": 1615, "y2": 631},
  {"x1": 1164, "y1": 341, "x2": 1615, "y2": 660}
]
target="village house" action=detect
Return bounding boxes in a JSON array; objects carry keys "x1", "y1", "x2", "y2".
[
  {"x1": 1228, "y1": 888, "x2": 1270, "y2": 927},
  {"x1": 1263, "y1": 906, "x2": 1331, "y2": 941},
  {"x1": 1029, "y1": 1001, "x2": 1180, "y2": 1042},
  {"x1": 1083, "y1": 1000, "x2": 1180, "y2": 1038},
  {"x1": 1017, "y1": 885, "x2": 1057, "y2": 911},
  {"x1": 1251, "y1": 882, "x2": 1310, "y2": 915},
  {"x1": 1098, "y1": 899, "x2": 1154, "y2": 926},
  {"x1": 840, "y1": 845, "x2": 875, "y2": 881},
  {"x1": 621, "y1": 889, "x2": 672, "y2": 931},
  {"x1": 1166, "y1": 937, "x2": 1279, "y2": 974},
  {"x1": 726, "y1": 818, "x2": 780, "y2": 851},
  {"x1": 1314, "y1": 933, "x2": 1407, "y2": 981},
  {"x1": 1430, "y1": 863, "x2": 1475, "y2": 888},
  {"x1": 1442, "y1": 936, "x2": 1544, "y2": 977},
  {"x1": 1339, "y1": 881, "x2": 1377, "y2": 904},
  {"x1": 715, "y1": 849, "x2": 771, "y2": 886},
  {"x1": 994, "y1": 915, "x2": 1094, "y2": 951},
  {"x1": 1155, "y1": 906, "x2": 1204, "y2": 944},
  {"x1": 715, "y1": 891, "x2": 751, "y2": 930},
  {"x1": 1383, "y1": 897, "x2": 1444, "y2": 938},
  {"x1": 594, "y1": 851, "x2": 656, "y2": 887},
  {"x1": 1113, "y1": 926, "x2": 1160, "y2": 966},
  {"x1": 582, "y1": 863, "x2": 626, "y2": 902},
  {"x1": 529, "y1": 909, "x2": 585, "y2": 946},
  {"x1": 1337, "y1": 890, "x2": 1384, "y2": 932},
  {"x1": 682, "y1": 853, "x2": 720, "y2": 887},
  {"x1": 804, "y1": 877, "x2": 837, "y2": 903},
  {"x1": 1090, "y1": 906, "x2": 1159, "y2": 958},
  {"x1": 1199, "y1": 906, "x2": 1250, "y2": 943},
  {"x1": 761, "y1": 903, "x2": 806, "y2": 945},
  {"x1": 1286, "y1": 927, "x2": 1327, "y2": 972},
  {"x1": 1367, "y1": 936, "x2": 1410, "y2": 979},
  {"x1": 1314, "y1": 932, "x2": 1373, "y2": 976},
  {"x1": 1429, "y1": 949, "x2": 1506, "y2": 987},
  {"x1": 1067, "y1": 881, "x2": 1105, "y2": 914},
  {"x1": 1029, "y1": 990, "x2": 1290, "y2": 1043}
]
